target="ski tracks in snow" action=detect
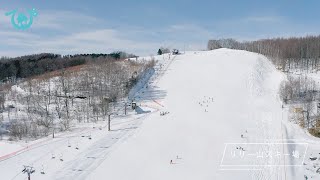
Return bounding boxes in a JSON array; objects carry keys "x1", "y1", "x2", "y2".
[
  {"x1": 54, "y1": 55, "x2": 176, "y2": 179},
  {"x1": 1, "y1": 54, "x2": 175, "y2": 180},
  {"x1": 247, "y1": 57, "x2": 287, "y2": 180},
  {"x1": 54, "y1": 112, "x2": 154, "y2": 180}
]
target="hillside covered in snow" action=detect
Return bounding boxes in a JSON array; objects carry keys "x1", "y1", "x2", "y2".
[{"x1": 0, "y1": 49, "x2": 319, "y2": 180}]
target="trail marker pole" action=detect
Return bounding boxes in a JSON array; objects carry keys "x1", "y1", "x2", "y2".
[
  {"x1": 125, "y1": 102, "x2": 127, "y2": 115},
  {"x1": 108, "y1": 114, "x2": 111, "y2": 131}
]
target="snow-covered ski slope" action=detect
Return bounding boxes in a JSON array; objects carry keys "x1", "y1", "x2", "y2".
[
  {"x1": 1, "y1": 49, "x2": 319, "y2": 179},
  {"x1": 89, "y1": 49, "x2": 319, "y2": 180}
]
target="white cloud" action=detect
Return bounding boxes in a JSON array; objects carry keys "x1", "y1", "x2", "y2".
[
  {"x1": 36, "y1": 29, "x2": 160, "y2": 54},
  {"x1": 243, "y1": 16, "x2": 283, "y2": 23},
  {"x1": 2, "y1": 8, "x2": 320, "y2": 58},
  {"x1": 0, "y1": 10, "x2": 159, "y2": 56},
  {"x1": 0, "y1": 10, "x2": 212, "y2": 57},
  {"x1": 166, "y1": 24, "x2": 213, "y2": 37},
  {"x1": 0, "y1": 27, "x2": 162, "y2": 56},
  {"x1": 33, "y1": 10, "x2": 104, "y2": 31}
]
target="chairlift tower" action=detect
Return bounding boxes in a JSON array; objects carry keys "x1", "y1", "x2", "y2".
[{"x1": 22, "y1": 165, "x2": 35, "y2": 180}]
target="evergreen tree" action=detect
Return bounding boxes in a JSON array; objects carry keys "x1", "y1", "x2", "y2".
[{"x1": 157, "y1": 49, "x2": 163, "y2": 55}]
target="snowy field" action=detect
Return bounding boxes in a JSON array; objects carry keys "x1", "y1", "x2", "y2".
[
  {"x1": 1, "y1": 49, "x2": 320, "y2": 179},
  {"x1": 0, "y1": 142, "x2": 21, "y2": 157}
]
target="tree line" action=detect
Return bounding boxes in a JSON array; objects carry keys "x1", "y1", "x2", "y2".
[
  {"x1": 0, "y1": 51, "x2": 136, "y2": 83},
  {"x1": 208, "y1": 36, "x2": 320, "y2": 72}
]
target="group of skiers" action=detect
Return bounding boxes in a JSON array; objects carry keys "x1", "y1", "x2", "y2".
[
  {"x1": 199, "y1": 96, "x2": 214, "y2": 113},
  {"x1": 170, "y1": 155, "x2": 181, "y2": 164},
  {"x1": 160, "y1": 111, "x2": 170, "y2": 116},
  {"x1": 236, "y1": 130, "x2": 248, "y2": 151}
]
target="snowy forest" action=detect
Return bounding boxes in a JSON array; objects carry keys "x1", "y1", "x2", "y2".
[
  {"x1": 0, "y1": 54, "x2": 155, "y2": 140},
  {"x1": 0, "y1": 51, "x2": 134, "y2": 82}
]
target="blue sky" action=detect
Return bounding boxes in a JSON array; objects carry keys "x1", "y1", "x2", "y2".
[{"x1": 0, "y1": 0, "x2": 319, "y2": 57}]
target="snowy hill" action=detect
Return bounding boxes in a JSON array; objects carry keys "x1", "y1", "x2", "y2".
[
  {"x1": 0, "y1": 49, "x2": 319, "y2": 180},
  {"x1": 90, "y1": 49, "x2": 319, "y2": 180}
]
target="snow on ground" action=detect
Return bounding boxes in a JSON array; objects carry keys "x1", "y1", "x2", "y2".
[
  {"x1": 0, "y1": 142, "x2": 22, "y2": 156},
  {"x1": 0, "y1": 51, "x2": 172, "y2": 180},
  {"x1": 89, "y1": 49, "x2": 319, "y2": 180},
  {"x1": 0, "y1": 49, "x2": 319, "y2": 179}
]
